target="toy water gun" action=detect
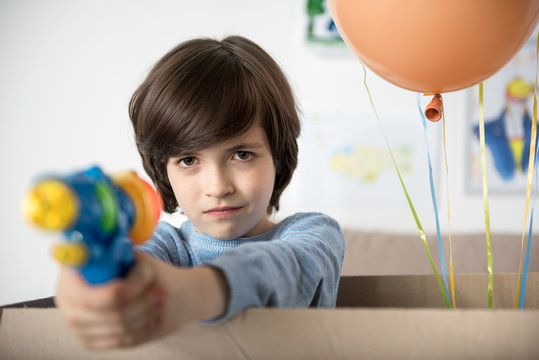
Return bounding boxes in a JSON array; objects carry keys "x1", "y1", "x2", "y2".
[{"x1": 22, "y1": 166, "x2": 162, "y2": 285}]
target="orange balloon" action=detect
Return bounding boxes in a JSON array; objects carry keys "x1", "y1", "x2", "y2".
[{"x1": 328, "y1": 0, "x2": 539, "y2": 93}]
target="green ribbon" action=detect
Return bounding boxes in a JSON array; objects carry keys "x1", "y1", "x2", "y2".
[
  {"x1": 362, "y1": 64, "x2": 450, "y2": 308},
  {"x1": 478, "y1": 82, "x2": 493, "y2": 309}
]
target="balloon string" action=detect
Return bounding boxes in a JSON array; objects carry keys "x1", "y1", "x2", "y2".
[
  {"x1": 520, "y1": 182, "x2": 536, "y2": 309},
  {"x1": 516, "y1": 33, "x2": 539, "y2": 309},
  {"x1": 478, "y1": 82, "x2": 493, "y2": 309},
  {"x1": 416, "y1": 94, "x2": 450, "y2": 305},
  {"x1": 362, "y1": 64, "x2": 450, "y2": 308},
  {"x1": 441, "y1": 97, "x2": 456, "y2": 309}
]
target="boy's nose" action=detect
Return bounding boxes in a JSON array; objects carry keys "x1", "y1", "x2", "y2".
[{"x1": 203, "y1": 166, "x2": 234, "y2": 199}]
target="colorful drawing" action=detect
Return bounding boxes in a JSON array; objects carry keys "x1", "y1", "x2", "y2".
[
  {"x1": 467, "y1": 33, "x2": 538, "y2": 192},
  {"x1": 331, "y1": 145, "x2": 413, "y2": 184},
  {"x1": 298, "y1": 109, "x2": 436, "y2": 211},
  {"x1": 473, "y1": 78, "x2": 537, "y2": 181}
]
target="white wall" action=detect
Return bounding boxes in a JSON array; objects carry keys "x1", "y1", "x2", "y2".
[{"x1": 0, "y1": 0, "x2": 534, "y2": 305}]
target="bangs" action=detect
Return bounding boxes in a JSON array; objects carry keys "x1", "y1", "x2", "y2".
[{"x1": 145, "y1": 48, "x2": 262, "y2": 158}]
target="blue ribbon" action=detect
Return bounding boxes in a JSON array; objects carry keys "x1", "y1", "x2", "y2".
[
  {"x1": 416, "y1": 93, "x2": 449, "y2": 298},
  {"x1": 519, "y1": 133, "x2": 538, "y2": 309}
]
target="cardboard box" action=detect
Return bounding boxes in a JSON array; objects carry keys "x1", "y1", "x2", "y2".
[{"x1": 1, "y1": 272, "x2": 537, "y2": 359}]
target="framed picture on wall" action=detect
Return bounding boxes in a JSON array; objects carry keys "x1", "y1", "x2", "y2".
[
  {"x1": 466, "y1": 32, "x2": 538, "y2": 193},
  {"x1": 305, "y1": 0, "x2": 345, "y2": 48}
]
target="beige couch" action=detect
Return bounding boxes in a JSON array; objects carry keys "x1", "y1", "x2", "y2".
[{"x1": 341, "y1": 230, "x2": 539, "y2": 275}]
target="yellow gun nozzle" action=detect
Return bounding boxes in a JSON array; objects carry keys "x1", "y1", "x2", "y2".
[
  {"x1": 23, "y1": 179, "x2": 78, "y2": 231},
  {"x1": 53, "y1": 243, "x2": 88, "y2": 267}
]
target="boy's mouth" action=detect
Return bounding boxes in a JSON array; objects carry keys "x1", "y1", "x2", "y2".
[{"x1": 204, "y1": 206, "x2": 243, "y2": 219}]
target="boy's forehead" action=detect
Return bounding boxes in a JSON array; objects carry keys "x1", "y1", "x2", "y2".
[
  {"x1": 218, "y1": 123, "x2": 268, "y2": 147},
  {"x1": 169, "y1": 119, "x2": 271, "y2": 157}
]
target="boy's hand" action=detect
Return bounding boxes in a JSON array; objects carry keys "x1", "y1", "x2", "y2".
[
  {"x1": 55, "y1": 255, "x2": 163, "y2": 349},
  {"x1": 55, "y1": 252, "x2": 229, "y2": 350}
]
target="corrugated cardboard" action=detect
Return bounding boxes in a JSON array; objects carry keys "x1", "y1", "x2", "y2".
[{"x1": 1, "y1": 273, "x2": 537, "y2": 359}]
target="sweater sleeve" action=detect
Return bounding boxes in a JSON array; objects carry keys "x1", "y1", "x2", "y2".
[
  {"x1": 136, "y1": 221, "x2": 194, "y2": 266},
  {"x1": 204, "y1": 213, "x2": 345, "y2": 324}
]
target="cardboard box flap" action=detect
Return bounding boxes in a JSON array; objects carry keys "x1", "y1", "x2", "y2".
[{"x1": 337, "y1": 273, "x2": 539, "y2": 309}]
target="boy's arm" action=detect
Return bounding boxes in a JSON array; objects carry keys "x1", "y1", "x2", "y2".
[
  {"x1": 206, "y1": 213, "x2": 345, "y2": 323},
  {"x1": 55, "y1": 252, "x2": 229, "y2": 349}
]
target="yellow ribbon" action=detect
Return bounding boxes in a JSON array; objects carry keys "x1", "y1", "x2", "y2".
[
  {"x1": 440, "y1": 99, "x2": 456, "y2": 308},
  {"x1": 515, "y1": 34, "x2": 539, "y2": 309}
]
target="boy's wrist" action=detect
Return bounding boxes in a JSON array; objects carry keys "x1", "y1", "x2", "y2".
[
  {"x1": 195, "y1": 266, "x2": 229, "y2": 322},
  {"x1": 138, "y1": 253, "x2": 229, "y2": 326}
]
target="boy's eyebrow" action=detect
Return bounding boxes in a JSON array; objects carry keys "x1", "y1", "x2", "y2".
[
  {"x1": 225, "y1": 142, "x2": 266, "y2": 151},
  {"x1": 170, "y1": 142, "x2": 266, "y2": 159}
]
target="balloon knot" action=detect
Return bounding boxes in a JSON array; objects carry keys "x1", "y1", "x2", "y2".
[{"x1": 425, "y1": 94, "x2": 443, "y2": 122}]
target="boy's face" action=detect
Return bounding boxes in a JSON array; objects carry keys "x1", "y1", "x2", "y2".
[{"x1": 166, "y1": 123, "x2": 276, "y2": 240}]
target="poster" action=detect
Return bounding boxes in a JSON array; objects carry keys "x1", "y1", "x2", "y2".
[{"x1": 466, "y1": 33, "x2": 538, "y2": 193}]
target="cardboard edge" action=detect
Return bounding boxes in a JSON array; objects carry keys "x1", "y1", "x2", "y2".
[{"x1": 1, "y1": 307, "x2": 538, "y2": 360}]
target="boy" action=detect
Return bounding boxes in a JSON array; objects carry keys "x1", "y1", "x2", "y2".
[{"x1": 55, "y1": 35, "x2": 345, "y2": 349}]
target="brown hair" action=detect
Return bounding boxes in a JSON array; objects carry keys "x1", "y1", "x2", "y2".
[{"x1": 129, "y1": 36, "x2": 300, "y2": 214}]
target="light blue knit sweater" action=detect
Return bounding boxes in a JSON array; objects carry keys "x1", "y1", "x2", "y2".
[{"x1": 137, "y1": 212, "x2": 345, "y2": 323}]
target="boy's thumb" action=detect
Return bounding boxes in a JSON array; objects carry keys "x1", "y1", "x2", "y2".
[{"x1": 125, "y1": 257, "x2": 156, "y2": 299}]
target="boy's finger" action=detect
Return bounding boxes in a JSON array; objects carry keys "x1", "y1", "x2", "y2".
[
  {"x1": 74, "y1": 287, "x2": 162, "y2": 337},
  {"x1": 57, "y1": 259, "x2": 156, "y2": 312},
  {"x1": 77, "y1": 320, "x2": 156, "y2": 350},
  {"x1": 70, "y1": 290, "x2": 162, "y2": 350},
  {"x1": 57, "y1": 268, "x2": 130, "y2": 310},
  {"x1": 120, "y1": 285, "x2": 163, "y2": 331}
]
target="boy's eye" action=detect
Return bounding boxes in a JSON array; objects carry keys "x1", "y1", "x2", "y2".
[
  {"x1": 178, "y1": 157, "x2": 198, "y2": 167},
  {"x1": 234, "y1": 151, "x2": 253, "y2": 161}
]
